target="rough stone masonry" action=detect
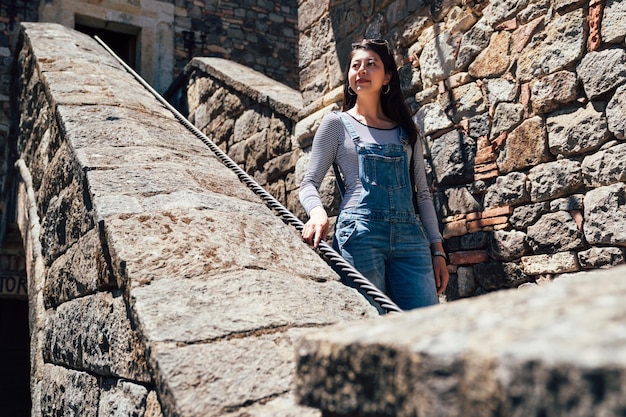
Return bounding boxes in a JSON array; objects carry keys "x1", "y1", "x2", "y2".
[{"x1": 13, "y1": 23, "x2": 375, "y2": 417}]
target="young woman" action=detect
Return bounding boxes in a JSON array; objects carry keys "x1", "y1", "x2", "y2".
[{"x1": 299, "y1": 39, "x2": 449, "y2": 312}]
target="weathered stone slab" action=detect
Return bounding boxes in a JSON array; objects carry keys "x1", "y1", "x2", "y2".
[
  {"x1": 40, "y1": 181, "x2": 95, "y2": 266},
  {"x1": 104, "y1": 207, "x2": 337, "y2": 287},
  {"x1": 448, "y1": 81, "x2": 487, "y2": 123},
  {"x1": 530, "y1": 70, "x2": 578, "y2": 114},
  {"x1": 468, "y1": 31, "x2": 511, "y2": 79},
  {"x1": 296, "y1": 266, "x2": 626, "y2": 417},
  {"x1": 131, "y1": 269, "x2": 375, "y2": 344},
  {"x1": 484, "y1": 77, "x2": 518, "y2": 107},
  {"x1": 526, "y1": 211, "x2": 584, "y2": 254},
  {"x1": 483, "y1": 171, "x2": 530, "y2": 208},
  {"x1": 412, "y1": 102, "x2": 453, "y2": 136},
  {"x1": 430, "y1": 130, "x2": 476, "y2": 185},
  {"x1": 153, "y1": 328, "x2": 328, "y2": 417},
  {"x1": 488, "y1": 229, "x2": 529, "y2": 261},
  {"x1": 56, "y1": 105, "x2": 207, "y2": 156},
  {"x1": 99, "y1": 379, "x2": 152, "y2": 417},
  {"x1": 44, "y1": 291, "x2": 151, "y2": 382},
  {"x1": 578, "y1": 246, "x2": 625, "y2": 269},
  {"x1": 455, "y1": 18, "x2": 493, "y2": 70},
  {"x1": 44, "y1": 229, "x2": 113, "y2": 307},
  {"x1": 22, "y1": 24, "x2": 171, "y2": 118},
  {"x1": 496, "y1": 116, "x2": 550, "y2": 174},
  {"x1": 489, "y1": 102, "x2": 524, "y2": 140},
  {"x1": 41, "y1": 364, "x2": 99, "y2": 417},
  {"x1": 509, "y1": 201, "x2": 549, "y2": 229},
  {"x1": 521, "y1": 251, "x2": 580, "y2": 275},
  {"x1": 474, "y1": 261, "x2": 530, "y2": 289},
  {"x1": 420, "y1": 31, "x2": 458, "y2": 88},
  {"x1": 602, "y1": 0, "x2": 626, "y2": 44}
]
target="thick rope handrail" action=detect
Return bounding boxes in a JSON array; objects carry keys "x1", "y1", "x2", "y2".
[{"x1": 94, "y1": 36, "x2": 402, "y2": 314}]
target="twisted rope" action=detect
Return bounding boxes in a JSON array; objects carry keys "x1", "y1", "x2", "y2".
[{"x1": 95, "y1": 36, "x2": 402, "y2": 314}]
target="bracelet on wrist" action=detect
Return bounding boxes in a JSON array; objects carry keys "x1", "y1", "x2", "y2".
[{"x1": 432, "y1": 250, "x2": 447, "y2": 261}]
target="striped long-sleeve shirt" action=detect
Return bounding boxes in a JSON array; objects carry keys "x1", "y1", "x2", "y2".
[{"x1": 299, "y1": 111, "x2": 442, "y2": 244}]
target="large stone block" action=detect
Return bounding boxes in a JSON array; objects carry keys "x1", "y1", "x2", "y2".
[
  {"x1": 41, "y1": 364, "x2": 99, "y2": 417},
  {"x1": 528, "y1": 159, "x2": 582, "y2": 203},
  {"x1": 44, "y1": 229, "x2": 114, "y2": 307},
  {"x1": 581, "y1": 142, "x2": 626, "y2": 188},
  {"x1": 45, "y1": 291, "x2": 151, "y2": 382},
  {"x1": 577, "y1": 47, "x2": 626, "y2": 100},
  {"x1": 517, "y1": 9, "x2": 585, "y2": 82},
  {"x1": 547, "y1": 102, "x2": 610, "y2": 157},
  {"x1": 584, "y1": 183, "x2": 626, "y2": 246},
  {"x1": 602, "y1": 0, "x2": 626, "y2": 44},
  {"x1": 130, "y1": 268, "x2": 374, "y2": 345},
  {"x1": 430, "y1": 130, "x2": 476, "y2": 186},
  {"x1": 296, "y1": 266, "x2": 626, "y2": 417},
  {"x1": 526, "y1": 211, "x2": 585, "y2": 254}
]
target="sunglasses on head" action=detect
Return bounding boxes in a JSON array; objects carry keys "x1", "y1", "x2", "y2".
[{"x1": 352, "y1": 39, "x2": 391, "y2": 54}]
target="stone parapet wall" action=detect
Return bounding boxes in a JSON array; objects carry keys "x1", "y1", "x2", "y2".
[
  {"x1": 295, "y1": 0, "x2": 626, "y2": 300},
  {"x1": 185, "y1": 57, "x2": 306, "y2": 219},
  {"x1": 13, "y1": 22, "x2": 373, "y2": 417},
  {"x1": 296, "y1": 265, "x2": 626, "y2": 416}
]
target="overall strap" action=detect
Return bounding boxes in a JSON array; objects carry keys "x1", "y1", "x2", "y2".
[
  {"x1": 336, "y1": 112, "x2": 361, "y2": 144},
  {"x1": 332, "y1": 112, "x2": 361, "y2": 199}
]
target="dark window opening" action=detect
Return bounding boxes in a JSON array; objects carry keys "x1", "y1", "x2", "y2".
[{"x1": 75, "y1": 20, "x2": 139, "y2": 70}]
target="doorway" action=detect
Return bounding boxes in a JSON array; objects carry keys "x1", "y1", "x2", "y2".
[
  {"x1": 0, "y1": 224, "x2": 29, "y2": 416},
  {"x1": 75, "y1": 15, "x2": 140, "y2": 71}
]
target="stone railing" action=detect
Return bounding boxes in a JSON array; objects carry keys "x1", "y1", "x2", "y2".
[
  {"x1": 13, "y1": 22, "x2": 375, "y2": 417},
  {"x1": 185, "y1": 57, "x2": 306, "y2": 219},
  {"x1": 296, "y1": 0, "x2": 626, "y2": 300},
  {"x1": 296, "y1": 264, "x2": 626, "y2": 416}
]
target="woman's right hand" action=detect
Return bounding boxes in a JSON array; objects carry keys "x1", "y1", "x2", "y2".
[{"x1": 301, "y1": 206, "x2": 329, "y2": 248}]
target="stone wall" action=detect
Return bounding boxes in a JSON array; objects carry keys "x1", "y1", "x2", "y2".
[
  {"x1": 293, "y1": 0, "x2": 626, "y2": 300},
  {"x1": 185, "y1": 57, "x2": 305, "y2": 219},
  {"x1": 12, "y1": 22, "x2": 374, "y2": 417},
  {"x1": 173, "y1": 0, "x2": 299, "y2": 89},
  {"x1": 36, "y1": 0, "x2": 299, "y2": 92}
]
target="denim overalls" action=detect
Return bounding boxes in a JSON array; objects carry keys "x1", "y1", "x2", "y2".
[{"x1": 334, "y1": 113, "x2": 438, "y2": 312}]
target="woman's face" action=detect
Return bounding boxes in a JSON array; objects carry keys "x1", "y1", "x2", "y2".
[{"x1": 348, "y1": 48, "x2": 391, "y2": 97}]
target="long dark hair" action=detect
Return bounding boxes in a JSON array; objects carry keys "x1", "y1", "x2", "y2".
[{"x1": 342, "y1": 39, "x2": 418, "y2": 147}]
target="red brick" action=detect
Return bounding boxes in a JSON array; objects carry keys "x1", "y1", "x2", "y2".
[
  {"x1": 475, "y1": 170, "x2": 499, "y2": 181},
  {"x1": 475, "y1": 149, "x2": 497, "y2": 165},
  {"x1": 467, "y1": 217, "x2": 509, "y2": 233},
  {"x1": 588, "y1": 4, "x2": 603, "y2": 52},
  {"x1": 448, "y1": 250, "x2": 489, "y2": 265},
  {"x1": 466, "y1": 206, "x2": 513, "y2": 221},
  {"x1": 475, "y1": 162, "x2": 498, "y2": 173}
]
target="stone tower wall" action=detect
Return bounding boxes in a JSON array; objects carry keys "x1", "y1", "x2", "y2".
[{"x1": 293, "y1": 0, "x2": 626, "y2": 299}]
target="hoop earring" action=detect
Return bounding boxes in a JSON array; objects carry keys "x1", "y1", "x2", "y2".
[
  {"x1": 382, "y1": 84, "x2": 390, "y2": 95},
  {"x1": 347, "y1": 87, "x2": 356, "y2": 96}
]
